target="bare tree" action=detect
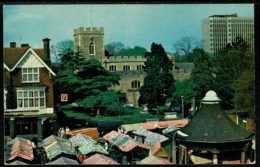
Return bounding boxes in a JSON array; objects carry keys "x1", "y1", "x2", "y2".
[
  {"x1": 173, "y1": 36, "x2": 201, "y2": 62},
  {"x1": 105, "y1": 42, "x2": 125, "y2": 56},
  {"x1": 51, "y1": 40, "x2": 74, "y2": 62}
]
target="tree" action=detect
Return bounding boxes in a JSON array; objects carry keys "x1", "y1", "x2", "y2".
[
  {"x1": 173, "y1": 36, "x2": 201, "y2": 62},
  {"x1": 117, "y1": 46, "x2": 147, "y2": 56},
  {"x1": 168, "y1": 79, "x2": 195, "y2": 106},
  {"x1": 54, "y1": 54, "x2": 126, "y2": 114},
  {"x1": 50, "y1": 40, "x2": 74, "y2": 63},
  {"x1": 105, "y1": 42, "x2": 125, "y2": 56},
  {"x1": 214, "y1": 36, "x2": 253, "y2": 109},
  {"x1": 190, "y1": 48, "x2": 215, "y2": 102},
  {"x1": 140, "y1": 43, "x2": 175, "y2": 113}
]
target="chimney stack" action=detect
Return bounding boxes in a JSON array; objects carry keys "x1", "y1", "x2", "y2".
[
  {"x1": 43, "y1": 38, "x2": 50, "y2": 59},
  {"x1": 21, "y1": 44, "x2": 29, "y2": 48},
  {"x1": 42, "y1": 38, "x2": 51, "y2": 66},
  {"x1": 10, "y1": 42, "x2": 16, "y2": 48}
]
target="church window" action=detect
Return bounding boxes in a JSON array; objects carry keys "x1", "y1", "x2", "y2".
[
  {"x1": 123, "y1": 65, "x2": 130, "y2": 71},
  {"x1": 89, "y1": 42, "x2": 95, "y2": 55},
  {"x1": 131, "y1": 80, "x2": 140, "y2": 88},
  {"x1": 109, "y1": 65, "x2": 117, "y2": 71}
]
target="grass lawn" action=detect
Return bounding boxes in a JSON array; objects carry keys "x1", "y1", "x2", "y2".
[{"x1": 61, "y1": 107, "x2": 166, "y2": 125}]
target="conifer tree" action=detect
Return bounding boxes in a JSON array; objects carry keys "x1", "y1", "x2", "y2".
[{"x1": 140, "y1": 43, "x2": 175, "y2": 111}]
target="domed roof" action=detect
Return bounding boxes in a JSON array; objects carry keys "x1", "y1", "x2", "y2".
[{"x1": 201, "y1": 90, "x2": 221, "y2": 104}]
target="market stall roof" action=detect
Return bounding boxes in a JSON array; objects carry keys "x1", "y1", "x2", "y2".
[
  {"x1": 132, "y1": 128, "x2": 169, "y2": 149},
  {"x1": 43, "y1": 140, "x2": 75, "y2": 160},
  {"x1": 49, "y1": 157, "x2": 79, "y2": 164},
  {"x1": 83, "y1": 153, "x2": 119, "y2": 164},
  {"x1": 103, "y1": 130, "x2": 150, "y2": 152},
  {"x1": 6, "y1": 160, "x2": 29, "y2": 165},
  {"x1": 69, "y1": 134, "x2": 108, "y2": 155},
  {"x1": 42, "y1": 135, "x2": 71, "y2": 147},
  {"x1": 137, "y1": 155, "x2": 172, "y2": 164},
  {"x1": 119, "y1": 119, "x2": 188, "y2": 133},
  {"x1": 177, "y1": 90, "x2": 254, "y2": 151},
  {"x1": 5, "y1": 137, "x2": 34, "y2": 162}
]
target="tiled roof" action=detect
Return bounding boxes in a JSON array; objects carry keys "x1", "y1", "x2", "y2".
[
  {"x1": 141, "y1": 119, "x2": 187, "y2": 130},
  {"x1": 6, "y1": 137, "x2": 34, "y2": 161},
  {"x1": 3, "y1": 47, "x2": 45, "y2": 69},
  {"x1": 119, "y1": 119, "x2": 188, "y2": 133},
  {"x1": 137, "y1": 155, "x2": 172, "y2": 164},
  {"x1": 103, "y1": 130, "x2": 150, "y2": 152},
  {"x1": 69, "y1": 134, "x2": 108, "y2": 155},
  {"x1": 83, "y1": 153, "x2": 119, "y2": 164},
  {"x1": 179, "y1": 104, "x2": 254, "y2": 142}
]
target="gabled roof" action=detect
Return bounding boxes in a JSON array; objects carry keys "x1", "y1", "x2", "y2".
[
  {"x1": 6, "y1": 137, "x2": 34, "y2": 162},
  {"x1": 49, "y1": 157, "x2": 79, "y2": 164},
  {"x1": 83, "y1": 153, "x2": 119, "y2": 164},
  {"x1": 132, "y1": 129, "x2": 169, "y2": 151},
  {"x1": 42, "y1": 135, "x2": 71, "y2": 147},
  {"x1": 3, "y1": 47, "x2": 55, "y2": 76},
  {"x1": 69, "y1": 134, "x2": 108, "y2": 155},
  {"x1": 103, "y1": 130, "x2": 150, "y2": 152}
]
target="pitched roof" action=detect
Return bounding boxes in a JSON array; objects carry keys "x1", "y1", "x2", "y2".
[
  {"x1": 103, "y1": 130, "x2": 150, "y2": 152},
  {"x1": 137, "y1": 155, "x2": 172, "y2": 164},
  {"x1": 6, "y1": 137, "x2": 34, "y2": 161},
  {"x1": 43, "y1": 141, "x2": 76, "y2": 160},
  {"x1": 42, "y1": 135, "x2": 71, "y2": 147},
  {"x1": 69, "y1": 134, "x2": 108, "y2": 155},
  {"x1": 132, "y1": 129, "x2": 169, "y2": 149},
  {"x1": 83, "y1": 153, "x2": 119, "y2": 164},
  {"x1": 3, "y1": 47, "x2": 55, "y2": 76},
  {"x1": 49, "y1": 157, "x2": 79, "y2": 164},
  {"x1": 179, "y1": 104, "x2": 254, "y2": 143}
]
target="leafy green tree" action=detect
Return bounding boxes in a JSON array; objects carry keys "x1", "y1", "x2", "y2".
[
  {"x1": 140, "y1": 43, "x2": 175, "y2": 112},
  {"x1": 214, "y1": 36, "x2": 253, "y2": 108},
  {"x1": 54, "y1": 55, "x2": 126, "y2": 114},
  {"x1": 168, "y1": 79, "x2": 195, "y2": 106},
  {"x1": 190, "y1": 48, "x2": 215, "y2": 102},
  {"x1": 117, "y1": 46, "x2": 147, "y2": 56}
]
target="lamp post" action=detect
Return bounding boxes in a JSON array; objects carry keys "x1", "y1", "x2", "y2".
[{"x1": 181, "y1": 95, "x2": 184, "y2": 118}]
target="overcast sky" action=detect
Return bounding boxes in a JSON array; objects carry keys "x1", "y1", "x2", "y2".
[{"x1": 4, "y1": 4, "x2": 254, "y2": 54}]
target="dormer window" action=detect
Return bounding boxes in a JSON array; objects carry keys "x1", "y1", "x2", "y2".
[
  {"x1": 89, "y1": 42, "x2": 95, "y2": 55},
  {"x1": 22, "y1": 68, "x2": 39, "y2": 83}
]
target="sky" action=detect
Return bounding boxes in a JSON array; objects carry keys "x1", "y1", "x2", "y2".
[{"x1": 4, "y1": 4, "x2": 254, "y2": 55}]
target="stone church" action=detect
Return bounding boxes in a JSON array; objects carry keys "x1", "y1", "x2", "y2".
[{"x1": 73, "y1": 27, "x2": 193, "y2": 107}]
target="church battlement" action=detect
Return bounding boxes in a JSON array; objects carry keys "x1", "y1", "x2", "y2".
[
  {"x1": 104, "y1": 55, "x2": 146, "y2": 62},
  {"x1": 74, "y1": 27, "x2": 104, "y2": 35}
]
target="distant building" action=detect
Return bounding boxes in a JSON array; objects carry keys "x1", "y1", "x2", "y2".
[
  {"x1": 73, "y1": 27, "x2": 193, "y2": 106},
  {"x1": 202, "y1": 13, "x2": 254, "y2": 57},
  {"x1": 4, "y1": 39, "x2": 56, "y2": 140}
]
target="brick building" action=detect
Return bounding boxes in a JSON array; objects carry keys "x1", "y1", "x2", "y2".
[{"x1": 4, "y1": 38, "x2": 56, "y2": 140}]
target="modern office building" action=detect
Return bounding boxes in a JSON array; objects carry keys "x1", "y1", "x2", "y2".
[{"x1": 202, "y1": 13, "x2": 254, "y2": 57}]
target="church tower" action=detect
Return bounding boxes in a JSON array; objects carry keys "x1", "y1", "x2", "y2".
[{"x1": 73, "y1": 27, "x2": 104, "y2": 62}]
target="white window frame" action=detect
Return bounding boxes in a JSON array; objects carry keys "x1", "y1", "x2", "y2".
[
  {"x1": 16, "y1": 87, "x2": 46, "y2": 109},
  {"x1": 22, "y1": 68, "x2": 39, "y2": 83}
]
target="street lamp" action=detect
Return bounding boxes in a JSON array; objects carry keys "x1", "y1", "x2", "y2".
[{"x1": 181, "y1": 95, "x2": 184, "y2": 118}]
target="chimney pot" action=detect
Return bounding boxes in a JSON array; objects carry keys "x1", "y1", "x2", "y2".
[{"x1": 10, "y1": 42, "x2": 16, "y2": 48}]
